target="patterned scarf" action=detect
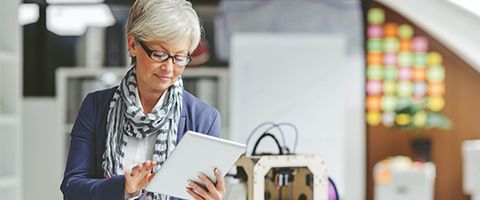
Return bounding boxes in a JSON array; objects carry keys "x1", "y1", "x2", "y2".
[{"x1": 102, "y1": 66, "x2": 183, "y2": 200}]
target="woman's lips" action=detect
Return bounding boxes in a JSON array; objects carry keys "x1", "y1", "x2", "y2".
[{"x1": 154, "y1": 74, "x2": 171, "y2": 82}]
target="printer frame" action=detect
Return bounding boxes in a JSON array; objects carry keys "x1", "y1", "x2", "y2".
[{"x1": 235, "y1": 154, "x2": 329, "y2": 200}]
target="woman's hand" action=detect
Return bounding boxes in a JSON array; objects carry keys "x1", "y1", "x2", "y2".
[
  {"x1": 186, "y1": 168, "x2": 226, "y2": 200},
  {"x1": 124, "y1": 160, "x2": 157, "y2": 196}
]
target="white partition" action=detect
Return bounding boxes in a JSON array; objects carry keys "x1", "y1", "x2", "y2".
[
  {"x1": 0, "y1": 0, "x2": 22, "y2": 199},
  {"x1": 229, "y1": 34, "x2": 365, "y2": 200},
  {"x1": 23, "y1": 98, "x2": 62, "y2": 200},
  {"x1": 463, "y1": 140, "x2": 480, "y2": 200}
]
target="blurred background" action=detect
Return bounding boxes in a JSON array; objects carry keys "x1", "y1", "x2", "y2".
[{"x1": 1, "y1": 0, "x2": 480, "y2": 200}]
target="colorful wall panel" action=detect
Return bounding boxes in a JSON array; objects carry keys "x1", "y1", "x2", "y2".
[{"x1": 366, "y1": 8, "x2": 446, "y2": 127}]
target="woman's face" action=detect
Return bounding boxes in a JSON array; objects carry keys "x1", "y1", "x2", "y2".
[{"x1": 127, "y1": 35, "x2": 190, "y2": 95}]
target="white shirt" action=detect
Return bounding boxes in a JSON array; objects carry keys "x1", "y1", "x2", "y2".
[{"x1": 124, "y1": 89, "x2": 167, "y2": 200}]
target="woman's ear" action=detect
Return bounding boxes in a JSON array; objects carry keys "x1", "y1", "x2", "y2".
[{"x1": 127, "y1": 35, "x2": 137, "y2": 57}]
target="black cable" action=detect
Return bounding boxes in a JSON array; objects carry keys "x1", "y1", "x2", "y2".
[
  {"x1": 262, "y1": 123, "x2": 298, "y2": 154},
  {"x1": 246, "y1": 122, "x2": 300, "y2": 155},
  {"x1": 245, "y1": 122, "x2": 276, "y2": 155},
  {"x1": 262, "y1": 124, "x2": 288, "y2": 153},
  {"x1": 252, "y1": 132, "x2": 284, "y2": 156},
  {"x1": 246, "y1": 122, "x2": 286, "y2": 156}
]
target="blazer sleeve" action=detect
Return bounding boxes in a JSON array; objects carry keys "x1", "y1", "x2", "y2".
[
  {"x1": 60, "y1": 92, "x2": 126, "y2": 200},
  {"x1": 205, "y1": 109, "x2": 222, "y2": 138}
]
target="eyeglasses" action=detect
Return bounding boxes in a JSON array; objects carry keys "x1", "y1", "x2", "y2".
[{"x1": 136, "y1": 40, "x2": 192, "y2": 66}]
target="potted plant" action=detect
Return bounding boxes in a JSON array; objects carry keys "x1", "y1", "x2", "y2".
[{"x1": 394, "y1": 98, "x2": 452, "y2": 162}]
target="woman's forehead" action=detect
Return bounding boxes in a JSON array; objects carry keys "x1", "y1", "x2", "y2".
[{"x1": 146, "y1": 38, "x2": 191, "y2": 53}]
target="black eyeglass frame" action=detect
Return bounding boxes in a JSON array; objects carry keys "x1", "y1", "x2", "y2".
[{"x1": 136, "y1": 39, "x2": 192, "y2": 66}]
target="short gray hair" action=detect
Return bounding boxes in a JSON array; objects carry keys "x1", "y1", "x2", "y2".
[{"x1": 126, "y1": 0, "x2": 202, "y2": 54}]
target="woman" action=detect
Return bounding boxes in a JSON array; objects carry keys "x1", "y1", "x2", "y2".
[{"x1": 60, "y1": 0, "x2": 225, "y2": 199}]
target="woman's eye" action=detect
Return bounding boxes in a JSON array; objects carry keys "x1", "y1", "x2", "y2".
[
  {"x1": 174, "y1": 56, "x2": 187, "y2": 61},
  {"x1": 153, "y1": 52, "x2": 169, "y2": 59}
]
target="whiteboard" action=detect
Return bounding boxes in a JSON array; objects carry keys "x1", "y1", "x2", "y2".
[{"x1": 229, "y1": 33, "x2": 365, "y2": 199}]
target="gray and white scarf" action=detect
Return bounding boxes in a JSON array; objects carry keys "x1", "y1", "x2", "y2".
[{"x1": 102, "y1": 66, "x2": 183, "y2": 200}]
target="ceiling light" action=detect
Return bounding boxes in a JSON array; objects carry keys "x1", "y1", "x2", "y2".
[{"x1": 46, "y1": 4, "x2": 115, "y2": 36}]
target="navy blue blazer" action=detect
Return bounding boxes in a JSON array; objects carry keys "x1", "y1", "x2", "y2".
[{"x1": 60, "y1": 87, "x2": 221, "y2": 200}]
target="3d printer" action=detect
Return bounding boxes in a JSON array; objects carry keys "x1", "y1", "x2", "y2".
[{"x1": 230, "y1": 122, "x2": 338, "y2": 200}]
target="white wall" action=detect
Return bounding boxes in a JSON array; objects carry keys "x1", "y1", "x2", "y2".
[{"x1": 23, "y1": 98, "x2": 62, "y2": 200}]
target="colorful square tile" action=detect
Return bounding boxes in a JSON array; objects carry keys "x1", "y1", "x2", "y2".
[
  {"x1": 383, "y1": 80, "x2": 396, "y2": 94},
  {"x1": 368, "y1": 66, "x2": 384, "y2": 80},
  {"x1": 398, "y1": 52, "x2": 413, "y2": 67},
  {"x1": 413, "y1": 81, "x2": 428, "y2": 97},
  {"x1": 383, "y1": 67, "x2": 397, "y2": 80},
  {"x1": 398, "y1": 24, "x2": 414, "y2": 39},
  {"x1": 384, "y1": 23, "x2": 398, "y2": 37},
  {"x1": 383, "y1": 53, "x2": 397, "y2": 66},
  {"x1": 367, "y1": 39, "x2": 383, "y2": 52},
  {"x1": 367, "y1": 111, "x2": 382, "y2": 126},
  {"x1": 368, "y1": 8, "x2": 385, "y2": 25},
  {"x1": 396, "y1": 81, "x2": 413, "y2": 97},
  {"x1": 368, "y1": 25, "x2": 384, "y2": 38},
  {"x1": 383, "y1": 37, "x2": 399, "y2": 52},
  {"x1": 413, "y1": 68, "x2": 427, "y2": 81},
  {"x1": 412, "y1": 36, "x2": 428, "y2": 52},
  {"x1": 368, "y1": 52, "x2": 383, "y2": 65},
  {"x1": 427, "y1": 51, "x2": 443, "y2": 65},
  {"x1": 413, "y1": 53, "x2": 427, "y2": 67},
  {"x1": 367, "y1": 96, "x2": 382, "y2": 111},
  {"x1": 367, "y1": 80, "x2": 383, "y2": 95},
  {"x1": 428, "y1": 82, "x2": 445, "y2": 96},
  {"x1": 382, "y1": 112, "x2": 395, "y2": 127},
  {"x1": 382, "y1": 95, "x2": 397, "y2": 111},
  {"x1": 428, "y1": 96, "x2": 445, "y2": 111},
  {"x1": 400, "y1": 39, "x2": 412, "y2": 51},
  {"x1": 428, "y1": 66, "x2": 445, "y2": 82},
  {"x1": 398, "y1": 67, "x2": 413, "y2": 81}
]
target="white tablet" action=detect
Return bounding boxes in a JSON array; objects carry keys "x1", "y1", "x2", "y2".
[{"x1": 145, "y1": 130, "x2": 246, "y2": 199}]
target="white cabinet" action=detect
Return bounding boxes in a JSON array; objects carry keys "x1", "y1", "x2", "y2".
[
  {"x1": 374, "y1": 158, "x2": 436, "y2": 200},
  {"x1": 0, "y1": 0, "x2": 22, "y2": 199}
]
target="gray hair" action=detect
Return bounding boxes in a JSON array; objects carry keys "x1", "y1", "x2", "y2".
[{"x1": 126, "y1": 0, "x2": 202, "y2": 55}]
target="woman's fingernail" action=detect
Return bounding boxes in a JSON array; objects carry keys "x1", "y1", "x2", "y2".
[{"x1": 215, "y1": 168, "x2": 220, "y2": 173}]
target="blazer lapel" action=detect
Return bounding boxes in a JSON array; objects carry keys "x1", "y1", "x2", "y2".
[{"x1": 176, "y1": 96, "x2": 188, "y2": 144}]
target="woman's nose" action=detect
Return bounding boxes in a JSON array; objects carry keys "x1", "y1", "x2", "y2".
[{"x1": 161, "y1": 58, "x2": 174, "y2": 72}]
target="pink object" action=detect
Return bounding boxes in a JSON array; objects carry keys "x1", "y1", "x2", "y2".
[
  {"x1": 368, "y1": 25, "x2": 383, "y2": 38},
  {"x1": 383, "y1": 53, "x2": 397, "y2": 66},
  {"x1": 367, "y1": 80, "x2": 382, "y2": 95},
  {"x1": 328, "y1": 177, "x2": 339, "y2": 200},
  {"x1": 412, "y1": 36, "x2": 428, "y2": 52},
  {"x1": 398, "y1": 67, "x2": 413, "y2": 81}
]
